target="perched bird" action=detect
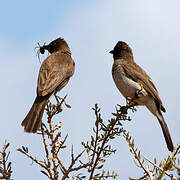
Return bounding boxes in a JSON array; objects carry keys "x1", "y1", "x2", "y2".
[
  {"x1": 22, "y1": 38, "x2": 75, "y2": 133},
  {"x1": 109, "y1": 41, "x2": 173, "y2": 152}
]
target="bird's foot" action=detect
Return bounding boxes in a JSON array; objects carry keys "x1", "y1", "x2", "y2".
[
  {"x1": 125, "y1": 97, "x2": 137, "y2": 111},
  {"x1": 126, "y1": 97, "x2": 136, "y2": 106},
  {"x1": 135, "y1": 83, "x2": 143, "y2": 98},
  {"x1": 54, "y1": 94, "x2": 68, "y2": 108},
  {"x1": 54, "y1": 94, "x2": 64, "y2": 103}
]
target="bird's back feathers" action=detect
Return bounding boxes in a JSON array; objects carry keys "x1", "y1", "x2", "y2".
[{"x1": 37, "y1": 52, "x2": 75, "y2": 96}]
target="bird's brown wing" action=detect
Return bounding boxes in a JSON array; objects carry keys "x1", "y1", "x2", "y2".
[
  {"x1": 121, "y1": 61, "x2": 166, "y2": 112},
  {"x1": 37, "y1": 52, "x2": 75, "y2": 96}
]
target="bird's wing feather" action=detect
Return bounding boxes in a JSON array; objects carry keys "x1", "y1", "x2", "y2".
[
  {"x1": 121, "y1": 61, "x2": 166, "y2": 112},
  {"x1": 37, "y1": 52, "x2": 74, "y2": 96}
]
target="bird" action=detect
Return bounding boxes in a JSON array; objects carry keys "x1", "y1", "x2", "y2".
[
  {"x1": 109, "y1": 41, "x2": 173, "y2": 152},
  {"x1": 22, "y1": 38, "x2": 75, "y2": 133}
]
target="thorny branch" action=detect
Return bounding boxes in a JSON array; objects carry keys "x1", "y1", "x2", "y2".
[
  {"x1": 17, "y1": 98, "x2": 180, "y2": 180},
  {"x1": 18, "y1": 96, "x2": 71, "y2": 180},
  {"x1": 123, "y1": 131, "x2": 154, "y2": 180},
  {"x1": 82, "y1": 104, "x2": 135, "y2": 179},
  {"x1": 124, "y1": 131, "x2": 180, "y2": 180},
  {"x1": 0, "y1": 141, "x2": 12, "y2": 180},
  {"x1": 18, "y1": 99, "x2": 134, "y2": 179}
]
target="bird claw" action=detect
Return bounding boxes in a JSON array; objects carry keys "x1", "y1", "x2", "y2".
[
  {"x1": 54, "y1": 94, "x2": 64, "y2": 103},
  {"x1": 126, "y1": 97, "x2": 135, "y2": 106},
  {"x1": 127, "y1": 96, "x2": 132, "y2": 101},
  {"x1": 135, "y1": 83, "x2": 143, "y2": 98},
  {"x1": 125, "y1": 97, "x2": 137, "y2": 110}
]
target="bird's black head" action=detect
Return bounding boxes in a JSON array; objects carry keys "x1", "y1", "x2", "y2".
[
  {"x1": 109, "y1": 41, "x2": 133, "y2": 60},
  {"x1": 37, "y1": 38, "x2": 71, "y2": 55}
]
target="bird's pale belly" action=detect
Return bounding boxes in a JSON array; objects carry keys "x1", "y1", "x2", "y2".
[{"x1": 113, "y1": 73, "x2": 148, "y2": 105}]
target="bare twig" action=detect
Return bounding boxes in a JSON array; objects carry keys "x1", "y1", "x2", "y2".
[
  {"x1": 123, "y1": 131, "x2": 153, "y2": 180},
  {"x1": 41, "y1": 124, "x2": 53, "y2": 178},
  {"x1": 85, "y1": 104, "x2": 132, "y2": 179},
  {"x1": 0, "y1": 141, "x2": 12, "y2": 180}
]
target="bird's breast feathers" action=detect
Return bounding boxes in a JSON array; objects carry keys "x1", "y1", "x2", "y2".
[{"x1": 112, "y1": 63, "x2": 148, "y2": 103}]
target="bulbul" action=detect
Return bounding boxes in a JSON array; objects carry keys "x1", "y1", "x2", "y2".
[
  {"x1": 22, "y1": 38, "x2": 75, "y2": 133},
  {"x1": 109, "y1": 41, "x2": 173, "y2": 152}
]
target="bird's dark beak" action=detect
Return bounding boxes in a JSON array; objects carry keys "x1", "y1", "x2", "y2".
[{"x1": 109, "y1": 50, "x2": 114, "y2": 54}]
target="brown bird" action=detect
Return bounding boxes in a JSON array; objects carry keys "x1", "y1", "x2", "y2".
[
  {"x1": 109, "y1": 41, "x2": 173, "y2": 152},
  {"x1": 22, "y1": 38, "x2": 75, "y2": 133}
]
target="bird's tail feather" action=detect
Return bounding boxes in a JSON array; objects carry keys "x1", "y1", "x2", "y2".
[
  {"x1": 156, "y1": 113, "x2": 174, "y2": 152},
  {"x1": 21, "y1": 96, "x2": 49, "y2": 133}
]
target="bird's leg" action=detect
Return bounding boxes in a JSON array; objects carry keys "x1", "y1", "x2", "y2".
[
  {"x1": 54, "y1": 93, "x2": 67, "y2": 105},
  {"x1": 54, "y1": 93, "x2": 59, "y2": 103},
  {"x1": 135, "y1": 83, "x2": 143, "y2": 98},
  {"x1": 126, "y1": 97, "x2": 137, "y2": 108},
  {"x1": 121, "y1": 84, "x2": 143, "y2": 114},
  {"x1": 54, "y1": 93, "x2": 63, "y2": 104},
  {"x1": 54, "y1": 93, "x2": 63, "y2": 112}
]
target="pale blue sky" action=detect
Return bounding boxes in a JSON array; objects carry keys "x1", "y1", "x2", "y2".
[{"x1": 1, "y1": 0, "x2": 180, "y2": 179}]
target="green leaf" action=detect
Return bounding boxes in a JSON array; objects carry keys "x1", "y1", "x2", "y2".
[
  {"x1": 17, "y1": 148, "x2": 24, "y2": 154},
  {"x1": 7, "y1": 162, "x2": 11, "y2": 170},
  {"x1": 94, "y1": 173, "x2": 100, "y2": 177},
  {"x1": 5, "y1": 143, "x2": 10, "y2": 149},
  {"x1": 6, "y1": 152, "x2": 10, "y2": 161},
  {"x1": 25, "y1": 147, "x2": 28, "y2": 153},
  {"x1": 96, "y1": 164, "x2": 103, "y2": 169},
  {"x1": 65, "y1": 103, "x2": 71, "y2": 108},
  {"x1": 154, "y1": 158, "x2": 157, "y2": 164},
  {"x1": 91, "y1": 136, "x2": 94, "y2": 142},
  {"x1": 99, "y1": 159, "x2": 106, "y2": 163},
  {"x1": 22, "y1": 146, "x2": 26, "y2": 152},
  {"x1": 81, "y1": 176, "x2": 86, "y2": 178},
  {"x1": 138, "y1": 151, "x2": 141, "y2": 160},
  {"x1": 109, "y1": 136, "x2": 115, "y2": 139}
]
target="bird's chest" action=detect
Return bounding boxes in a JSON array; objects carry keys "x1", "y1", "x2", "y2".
[{"x1": 112, "y1": 65, "x2": 140, "y2": 99}]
